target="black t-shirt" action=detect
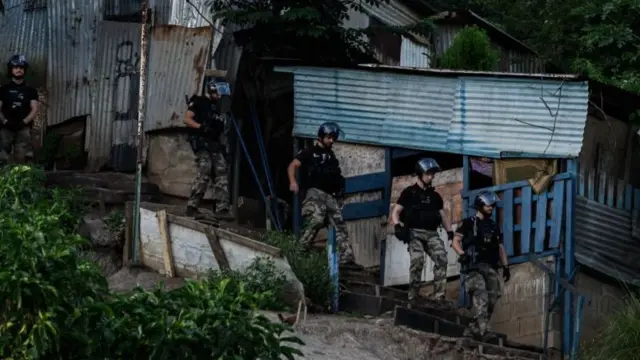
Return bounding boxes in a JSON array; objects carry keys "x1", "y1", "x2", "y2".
[
  {"x1": 187, "y1": 95, "x2": 223, "y2": 137},
  {"x1": 0, "y1": 81, "x2": 38, "y2": 124},
  {"x1": 456, "y1": 216, "x2": 502, "y2": 266},
  {"x1": 397, "y1": 184, "x2": 444, "y2": 230},
  {"x1": 295, "y1": 144, "x2": 343, "y2": 194}
]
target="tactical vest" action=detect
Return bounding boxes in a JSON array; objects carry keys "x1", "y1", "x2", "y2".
[
  {"x1": 304, "y1": 150, "x2": 345, "y2": 194},
  {"x1": 462, "y1": 216, "x2": 501, "y2": 267},
  {"x1": 403, "y1": 186, "x2": 442, "y2": 230}
]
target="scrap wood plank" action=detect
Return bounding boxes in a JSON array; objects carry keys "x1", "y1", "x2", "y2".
[
  {"x1": 157, "y1": 210, "x2": 176, "y2": 278},
  {"x1": 204, "y1": 226, "x2": 230, "y2": 271},
  {"x1": 394, "y1": 306, "x2": 507, "y2": 346}
]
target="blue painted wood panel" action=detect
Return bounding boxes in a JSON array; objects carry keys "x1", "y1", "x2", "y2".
[{"x1": 462, "y1": 172, "x2": 571, "y2": 260}]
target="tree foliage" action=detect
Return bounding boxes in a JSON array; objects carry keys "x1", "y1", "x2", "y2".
[
  {"x1": 437, "y1": 26, "x2": 499, "y2": 71},
  {"x1": 430, "y1": 0, "x2": 640, "y2": 93},
  {"x1": 0, "y1": 165, "x2": 304, "y2": 359},
  {"x1": 207, "y1": 0, "x2": 434, "y2": 64}
]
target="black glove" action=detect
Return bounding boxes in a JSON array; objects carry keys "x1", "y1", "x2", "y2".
[
  {"x1": 394, "y1": 224, "x2": 410, "y2": 243},
  {"x1": 458, "y1": 253, "x2": 471, "y2": 267},
  {"x1": 502, "y1": 266, "x2": 511, "y2": 282},
  {"x1": 447, "y1": 231, "x2": 454, "y2": 241}
]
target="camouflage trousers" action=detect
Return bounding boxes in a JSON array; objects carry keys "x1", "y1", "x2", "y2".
[
  {"x1": 408, "y1": 229, "x2": 448, "y2": 300},
  {"x1": 0, "y1": 127, "x2": 33, "y2": 164},
  {"x1": 465, "y1": 264, "x2": 503, "y2": 337},
  {"x1": 300, "y1": 187, "x2": 355, "y2": 264},
  {"x1": 187, "y1": 149, "x2": 230, "y2": 212}
]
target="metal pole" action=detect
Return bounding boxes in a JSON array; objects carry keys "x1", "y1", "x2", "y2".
[{"x1": 132, "y1": 0, "x2": 149, "y2": 265}]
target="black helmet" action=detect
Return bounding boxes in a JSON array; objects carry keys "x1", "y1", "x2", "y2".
[
  {"x1": 205, "y1": 78, "x2": 230, "y2": 96},
  {"x1": 8, "y1": 54, "x2": 28, "y2": 69},
  {"x1": 415, "y1": 157, "x2": 441, "y2": 176},
  {"x1": 317, "y1": 122, "x2": 342, "y2": 140},
  {"x1": 474, "y1": 191, "x2": 499, "y2": 209}
]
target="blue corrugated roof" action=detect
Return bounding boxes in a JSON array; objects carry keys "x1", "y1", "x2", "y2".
[{"x1": 275, "y1": 65, "x2": 589, "y2": 158}]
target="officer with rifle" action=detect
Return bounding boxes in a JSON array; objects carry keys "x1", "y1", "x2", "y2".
[
  {"x1": 184, "y1": 78, "x2": 232, "y2": 219},
  {"x1": 287, "y1": 122, "x2": 356, "y2": 265},
  {"x1": 390, "y1": 158, "x2": 454, "y2": 301},
  {"x1": 452, "y1": 191, "x2": 511, "y2": 340}
]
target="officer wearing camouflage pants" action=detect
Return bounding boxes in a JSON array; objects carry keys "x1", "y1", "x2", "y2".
[
  {"x1": 391, "y1": 158, "x2": 454, "y2": 301},
  {"x1": 453, "y1": 191, "x2": 511, "y2": 340},
  {"x1": 0, "y1": 55, "x2": 39, "y2": 164},
  {"x1": 183, "y1": 78, "x2": 231, "y2": 218},
  {"x1": 287, "y1": 122, "x2": 356, "y2": 265}
]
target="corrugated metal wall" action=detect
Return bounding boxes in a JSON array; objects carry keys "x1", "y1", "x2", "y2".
[
  {"x1": 212, "y1": 23, "x2": 243, "y2": 86},
  {"x1": 277, "y1": 66, "x2": 589, "y2": 158},
  {"x1": 0, "y1": 0, "x2": 48, "y2": 73},
  {"x1": 47, "y1": 0, "x2": 104, "y2": 126},
  {"x1": 575, "y1": 196, "x2": 640, "y2": 286},
  {"x1": 144, "y1": 26, "x2": 211, "y2": 132},
  {"x1": 168, "y1": 0, "x2": 211, "y2": 27},
  {"x1": 447, "y1": 76, "x2": 588, "y2": 157},
  {"x1": 400, "y1": 36, "x2": 430, "y2": 68},
  {"x1": 90, "y1": 21, "x2": 141, "y2": 171}
]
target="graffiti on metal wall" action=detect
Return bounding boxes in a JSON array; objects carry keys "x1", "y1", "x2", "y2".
[{"x1": 113, "y1": 40, "x2": 140, "y2": 121}]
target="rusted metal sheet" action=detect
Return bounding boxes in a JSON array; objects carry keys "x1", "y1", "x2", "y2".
[
  {"x1": 47, "y1": 0, "x2": 103, "y2": 126},
  {"x1": 0, "y1": 0, "x2": 48, "y2": 80},
  {"x1": 89, "y1": 21, "x2": 141, "y2": 171},
  {"x1": 575, "y1": 196, "x2": 640, "y2": 286},
  {"x1": 212, "y1": 24, "x2": 243, "y2": 86},
  {"x1": 144, "y1": 25, "x2": 211, "y2": 132}
]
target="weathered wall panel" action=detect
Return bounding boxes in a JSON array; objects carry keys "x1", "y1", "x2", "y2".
[
  {"x1": 90, "y1": 21, "x2": 141, "y2": 171},
  {"x1": 144, "y1": 25, "x2": 211, "y2": 132},
  {"x1": 575, "y1": 196, "x2": 640, "y2": 285},
  {"x1": 0, "y1": 0, "x2": 48, "y2": 78},
  {"x1": 47, "y1": 0, "x2": 103, "y2": 126},
  {"x1": 400, "y1": 36, "x2": 430, "y2": 68},
  {"x1": 333, "y1": 143, "x2": 386, "y2": 267}
]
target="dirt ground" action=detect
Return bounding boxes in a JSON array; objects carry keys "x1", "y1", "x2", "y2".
[{"x1": 107, "y1": 267, "x2": 537, "y2": 360}]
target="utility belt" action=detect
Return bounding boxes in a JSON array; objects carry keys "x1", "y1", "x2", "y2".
[{"x1": 405, "y1": 208, "x2": 441, "y2": 229}]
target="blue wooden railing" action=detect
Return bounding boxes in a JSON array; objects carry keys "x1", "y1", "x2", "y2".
[
  {"x1": 577, "y1": 165, "x2": 640, "y2": 211},
  {"x1": 462, "y1": 172, "x2": 572, "y2": 264}
]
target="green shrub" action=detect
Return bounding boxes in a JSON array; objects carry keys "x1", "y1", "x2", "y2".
[
  {"x1": 580, "y1": 292, "x2": 640, "y2": 360},
  {"x1": 0, "y1": 165, "x2": 304, "y2": 359},
  {"x1": 207, "y1": 256, "x2": 290, "y2": 311},
  {"x1": 437, "y1": 26, "x2": 500, "y2": 71},
  {"x1": 262, "y1": 231, "x2": 334, "y2": 310}
]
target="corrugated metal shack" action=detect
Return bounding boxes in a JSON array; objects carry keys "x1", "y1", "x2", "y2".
[{"x1": 277, "y1": 63, "x2": 589, "y2": 353}]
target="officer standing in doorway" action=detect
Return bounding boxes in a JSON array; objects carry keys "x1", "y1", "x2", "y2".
[
  {"x1": 0, "y1": 55, "x2": 39, "y2": 164},
  {"x1": 287, "y1": 122, "x2": 356, "y2": 265},
  {"x1": 390, "y1": 158, "x2": 454, "y2": 301},
  {"x1": 184, "y1": 78, "x2": 232, "y2": 218},
  {"x1": 452, "y1": 191, "x2": 511, "y2": 340}
]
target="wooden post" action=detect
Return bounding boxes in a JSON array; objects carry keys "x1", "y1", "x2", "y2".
[
  {"x1": 157, "y1": 210, "x2": 176, "y2": 278},
  {"x1": 204, "y1": 226, "x2": 231, "y2": 271}
]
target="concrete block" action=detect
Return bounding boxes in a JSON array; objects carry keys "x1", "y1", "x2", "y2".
[
  {"x1": 518, "y1": 315, "x2": 544, "y2": 337},
  {"x1": 511, "y1": 297, "x2": 545, "y2": 318}
]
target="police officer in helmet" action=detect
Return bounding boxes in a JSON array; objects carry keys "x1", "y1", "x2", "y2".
[
  {"x1": 184, "y1": 78, "x2": 232, "y2": 218},
  {"x1": 391, "y1": 158, "x2": 454, "y2": 301},
  {"x1": 452, "y1": 191, "x2": 511, "y2": 340},
  {"x1": 0, "y1": 54, "x2": 39, "y2": 164},
  {"x1": 287, "y1": 122, "x2": 356, "y2": 265}
]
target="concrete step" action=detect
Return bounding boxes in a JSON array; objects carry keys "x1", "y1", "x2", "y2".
[{"x1": 395, "y1": 306, "x2": 544, "y2": 360}]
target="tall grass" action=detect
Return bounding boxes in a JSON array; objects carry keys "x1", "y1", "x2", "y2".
[{"x1": 581, "y1": 292, "x2": 640, "y2": 360}]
